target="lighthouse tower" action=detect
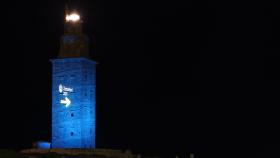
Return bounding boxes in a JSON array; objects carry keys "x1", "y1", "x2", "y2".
[{"x1": 51, "y1": 8, "x2": 96, "y2": 148}]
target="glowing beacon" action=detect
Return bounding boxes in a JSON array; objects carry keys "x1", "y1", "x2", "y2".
[{"x1": 51, "y1": 8, "x2": 96, "y2": 148}]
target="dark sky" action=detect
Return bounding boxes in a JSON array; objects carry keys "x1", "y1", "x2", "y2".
[{"x1": 2, "y1": 1, "x2": 280, "y2": 158}]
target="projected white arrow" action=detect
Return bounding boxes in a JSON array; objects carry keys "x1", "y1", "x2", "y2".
[{"x1": 60, "y1": 97, "x2": 71, "y2": 107}]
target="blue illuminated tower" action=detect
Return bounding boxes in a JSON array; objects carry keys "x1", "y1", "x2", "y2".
[{"x1": 51, "y1": 9, "x2": 96, "y2": 148}]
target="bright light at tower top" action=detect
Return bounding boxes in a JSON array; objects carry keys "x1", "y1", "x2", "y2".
[{"x1": 66, "y1": 13, "x2": 80, "y2": 22}]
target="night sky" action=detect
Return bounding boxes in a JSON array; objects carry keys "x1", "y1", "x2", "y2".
[{"x1": 2, "y1": 1, "x2": 280, "y2": 158}]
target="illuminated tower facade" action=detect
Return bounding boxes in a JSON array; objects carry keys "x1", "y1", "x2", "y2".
[{"x1": 51, "y1": 10, "x2": 96, "y2": 148}]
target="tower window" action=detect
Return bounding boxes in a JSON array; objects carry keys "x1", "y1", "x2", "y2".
[{"x1": 71, "y1": 132, "x2": 74, "y2": 136}]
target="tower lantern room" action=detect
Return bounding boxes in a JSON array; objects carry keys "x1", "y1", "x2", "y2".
[{"x1": 58, "y1": 9, "x2": 90, "y2": 58}]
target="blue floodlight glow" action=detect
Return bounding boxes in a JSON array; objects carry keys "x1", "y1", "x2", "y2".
[
  {"x1": 51, "y1": 58, "x2": 96, "y2": 148},
  {"x1": 37, "y1": 141, "x2": 51, "y2": 149}
]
